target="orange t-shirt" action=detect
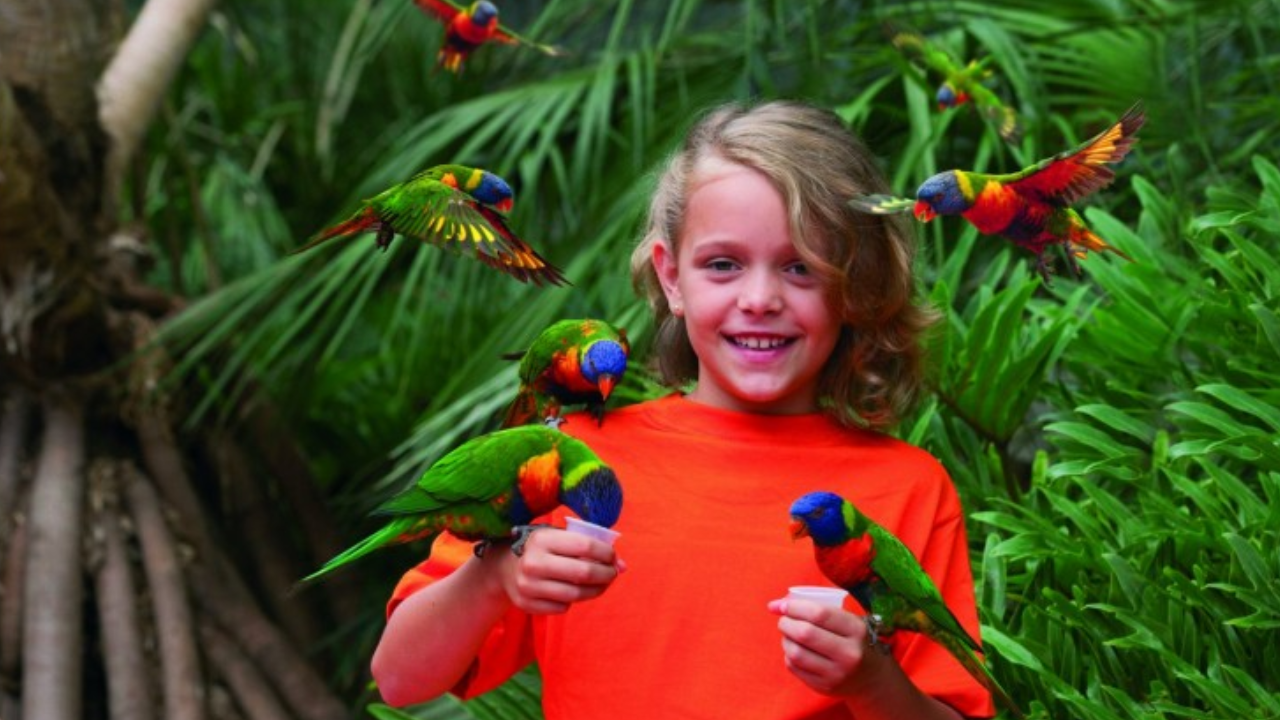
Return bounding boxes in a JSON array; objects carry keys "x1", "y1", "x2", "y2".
[{"x1": 388, "y1": 394, "x2": 995, "y2": 719}]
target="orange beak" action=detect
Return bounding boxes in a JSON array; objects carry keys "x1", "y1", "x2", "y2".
[
  {"x1": 913, "y1": 201, "x2": 936, "y2": 223},
  {"x1": 789, "y1": 520, "x2": 809, "y2": 540},
  {"x1": 596, "y1": 374, "x2": 616, "y2": 400},
  {"x1": 494, "y1": 197, "x2": 514, "y2": 214}
]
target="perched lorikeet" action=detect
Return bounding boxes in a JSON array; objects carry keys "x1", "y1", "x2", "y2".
[
  {"x1": 789, "y1": 492, "x2": 1024, "y2": 719},
  {"x1": 502, "y1": 319, "x2": 631, "y2": 428},
  {"x1": 302, "y1": 425, "x2": 623, "y2": 583},
  {"x1": 293, "y1": 164, "x2": 568, "y2": 286},
  {"x1": 884, "y1": 22, "x2": 1021, "y2": 143},
  {"x1": 850, "y1": 102, "x2": 1145, "y2": 283},
  {"x1": 414, "y1": 0, "x2": 564, "y2": 73}
]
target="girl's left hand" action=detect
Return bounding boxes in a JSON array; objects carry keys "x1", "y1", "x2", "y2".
[{"x1": 767, "y1": 598, "x2": 887, "y2": 697}]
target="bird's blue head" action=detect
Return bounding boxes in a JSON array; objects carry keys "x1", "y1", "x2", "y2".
[
  {"x1": 471, "y1": 171, "x2": 514, "y2": 213},
  {"x1": 913, "y1": 171, "x2": 969, "y2": 221},
  {"x1": 471, "y1": 1, "x2": 499, "y2": 27},
  {"x1": 581, "y1": 340, "x2": 629, "y2": 398},
  {"x1": 789, "y1": 491, "x2": 850, "y2": 547},
  {"x1": 563, "y1": 466, "x2": 624, "y2": 529},
  {"x1": 936, "y1": 83, "x2": 958, "y2": 109}
]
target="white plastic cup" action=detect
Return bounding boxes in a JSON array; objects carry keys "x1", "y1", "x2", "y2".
[
  {"x1": 787, "y1": 585, "x2": 848, "y2": 608},
  {"x1": 564, "y1": 516, "x2": 621, "y2": 546}
]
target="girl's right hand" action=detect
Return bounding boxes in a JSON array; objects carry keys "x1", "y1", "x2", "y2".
[{"x1": 496, "y1": 528, "x2": 624, "y2": 614}]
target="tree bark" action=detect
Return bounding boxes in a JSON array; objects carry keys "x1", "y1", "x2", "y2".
[
  {"x1": 126, "y1": 468, "x2": 205, "y2": 720},
  {"x1": 210, "y1": 433, "x2": 322, "y2": 652},
  {"x1": 0, "y1": 490, "x2": 27, "y2": 718},
  {"x1": 90, "y1": 461, "x2": 157, "y2": 720},
  {"x1": 0, "y1": 389, "x2": 30, "y2": 550},
  {"x1": 21, "y1": 393, "x2": 86, "y2": 720},
  {"x1": 190, "y1": 565, "x2": 349, "y2": 720},
  {"x1": 199, "y1": 622, "x2": 292, "y2": 720}
]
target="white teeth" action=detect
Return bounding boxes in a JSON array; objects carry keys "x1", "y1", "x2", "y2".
[{"x1": 734, "y1": 336, "x2": 788, "y2": 350}]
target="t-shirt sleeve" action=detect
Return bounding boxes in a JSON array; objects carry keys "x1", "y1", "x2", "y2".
[
  {"x1": 385, "y1": 534, "x2": 536, "y2": 699},
  {"x1": 892, "y1": 473, "x2": 998, "y2": 719}
]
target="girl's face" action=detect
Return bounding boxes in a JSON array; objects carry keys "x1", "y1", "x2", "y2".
[{"x1": 653, "y1": 158, "x2": 841, "y2": 415}]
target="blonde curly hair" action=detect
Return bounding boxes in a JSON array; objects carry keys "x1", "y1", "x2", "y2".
[{"x1": 630, "y1": 99, "x2": 936, "y2": 429}]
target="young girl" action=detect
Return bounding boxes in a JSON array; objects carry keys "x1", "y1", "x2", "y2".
[{"x1": 370, "y1": 100, "x2": 995, "y2": 720}]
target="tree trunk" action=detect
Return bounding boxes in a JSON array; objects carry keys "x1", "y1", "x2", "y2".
[
  {"x1": 90, "y1": 463, "x2": 158, "y2": 720},
  {"x1": 21, "y1": 394, "x2": 86, "y2": 720}
]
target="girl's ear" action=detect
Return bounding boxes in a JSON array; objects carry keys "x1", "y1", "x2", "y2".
[{"x1": 651, "y1": 240, "x2": 683, "y2": 309}]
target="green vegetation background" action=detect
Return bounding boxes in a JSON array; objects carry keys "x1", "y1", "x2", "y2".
[{"x1": 148, "y1": 1, "x2": 1280, "y2": 718}]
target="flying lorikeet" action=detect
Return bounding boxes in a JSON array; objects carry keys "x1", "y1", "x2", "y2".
[
  {"x1": 884, "y1": 22, "x2": 1021, "y2": 143},
  {"x1": 302, "y1": 425, "x2": 623, "y2": 583},
  {"x1": 293, "y1": 164, "x2": 568, "y2": 286},
  {"x1": 850, "y1": 102, "x2": 1145, "y2": 283},
  {"x1": 413, "y1": 0, "x2": 564, "y2": 73},
  {"x1": 789, "y1": 491, "x2": 1024, "y2": 719},
  {"x1": 502, "y1": 319, "x2": 631, "y2": 428}
]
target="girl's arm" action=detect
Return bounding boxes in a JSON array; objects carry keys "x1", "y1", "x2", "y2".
[
  {"x1": 372, "y1": 530, "x2": 622, "y2": 706},
  {"x1": 769, "y1": 600, "x2": 965, "y2": 720}
]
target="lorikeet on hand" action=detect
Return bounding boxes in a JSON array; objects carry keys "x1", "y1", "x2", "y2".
[
  {"x1": 850, "y1": 102, "x2": 1145, "y2": 284},
  {"x1": 293, "y1": 164, "x2": 568, "y2": 286},
  {"x1": 789, "y1": 492, "x2": 1024, "y2": 719},
  {"x1": 502, "y1": 319, "x2": 630, "y2": 428},
  {"x1": 884, "y1": 22, "x2": 1021, "y2": 143},
  {"x1": 414, "y1": 0, "x2": 564, "y2": 73},
  {"x1": 302, "y1": 425, "x2": 623, "y2": 583}
]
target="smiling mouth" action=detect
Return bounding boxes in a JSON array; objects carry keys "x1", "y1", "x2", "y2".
[{"x1": 728, "y1": 335, "x2": 794, "y2": 350}]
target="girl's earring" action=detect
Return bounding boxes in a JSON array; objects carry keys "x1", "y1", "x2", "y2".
[{"x1": 671, "y1": 302, "x2": 684, "y2": 318}]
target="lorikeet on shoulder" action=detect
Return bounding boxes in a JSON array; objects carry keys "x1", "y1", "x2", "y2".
[
  {"x1": 414, "y1": 0, "x2": 564, "y2": 73},
  {"x1": 302, "y1": 425, "x2": 622, "y2": 583},
  {"x1": 294, "y1": 163, "x2": 568, "y2": 286},
  {"x1": 851, "y1": 102, "x2": 1146, "y2": 284},
  {"x1": 789, "y1": 491, "x2": 1024, "y2": 719},
  {"x1": 502, "y1": 319, "x2": 630, "y2": 428},
  {"x1": 884, "y1": 22, "x2": 1021, "y2": 143}
]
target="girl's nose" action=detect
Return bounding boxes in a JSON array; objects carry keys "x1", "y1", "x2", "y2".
[{"x1": 737, "y1": 270, "x2": 784, "y2": 314}]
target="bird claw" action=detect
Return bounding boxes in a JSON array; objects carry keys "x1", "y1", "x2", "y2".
[
  {"x1": 542, "y1": 415, "x2": 566, "y2": 430},
  {"x1": 864, "y1": 614, "x2": 892, "y2": 655},
  {"x1": 510, "y1": 524, "x2": 551, "y2": 556}
]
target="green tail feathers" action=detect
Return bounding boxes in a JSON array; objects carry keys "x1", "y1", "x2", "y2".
[
  {"x1": 300, "y1": 517, "x2": 439, "y2": 584},
  {"x1": 936, "y1": 631, "x2": 1025, "y2": 719}
]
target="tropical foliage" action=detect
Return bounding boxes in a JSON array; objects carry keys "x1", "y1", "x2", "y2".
[{"x1": 141, "y1": 0, "x2": 1278, "y2": 718}]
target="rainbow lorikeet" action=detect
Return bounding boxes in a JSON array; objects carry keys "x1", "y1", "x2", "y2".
[
  {"x1": 502, "y1": 319, "x2": 631, "y2": 428},
  {"x1": 414, "y1": 0, "x2": 564, "y2": 73},
  {"x1": 789, "y1": 492, "x2": 1024, "y2": 719},
  {"x1": 850, "y1": 102, "x2": 1145, "y2": 284},
  {"x1": 302, "y1": 425, "x2": 623, "y2": 583},
  {"x1": 293, "y1": 164, "x2": 568, "y2": 286},
  {"x1": 884, "y1": 22, "x2": 1021, "y2": 143}
]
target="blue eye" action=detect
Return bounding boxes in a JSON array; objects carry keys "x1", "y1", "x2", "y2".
[
  {"x1": 786, "y1": 262, "x2": 810, "y2": 276},
  {"x1": 707, "y1": 259, "x2": 738, "y2": 272}
]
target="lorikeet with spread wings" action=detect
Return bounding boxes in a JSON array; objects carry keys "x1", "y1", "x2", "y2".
[
  {"x1": 850, "y1": 102, "x2": 1145, "y2": 283},
  {"x1": 293, "y1": 164, "x2": 568, "y2": 286},
  {"x1": 884, "y1": 22, "x2": 1021, "y2": 143},
  {"x1": 302, "y1": 425, "x2": 623, "y2": 583},
  {"x1": 789, "y1": 492, "x2": 1024, "y2": 719},
  {"x1": 502, "y1": 319, "x2": 631, "y2": 429},
  {"x1": 414, "y1": 0, "x2": 564, "y2": 73}
]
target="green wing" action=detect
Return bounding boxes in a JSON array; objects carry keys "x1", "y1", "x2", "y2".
[
  {"x1": 849, "y1": 194, "x2": 915, "y2": 215},
  {"x1": 967, "y1": 82, "x2": 1021, "y2": 142},
  {"x1": 375, "y1": 425, "x2": 560, "y2": 516},
  {"x1": 517, "y1": 319, "x2": 585, "y2": 384},
  {"x1": 371, "y1": 172, "x2": 506, "y2": 251},
  {"x1": 885, "y1": 23, "x2": 961, "y2": 77},
  {"x1": 493, "y1": 22, "x2": 566, "y2": 58},
  {"x1": 866, "y1": 522, "x2": 981, "y2": 652}
]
